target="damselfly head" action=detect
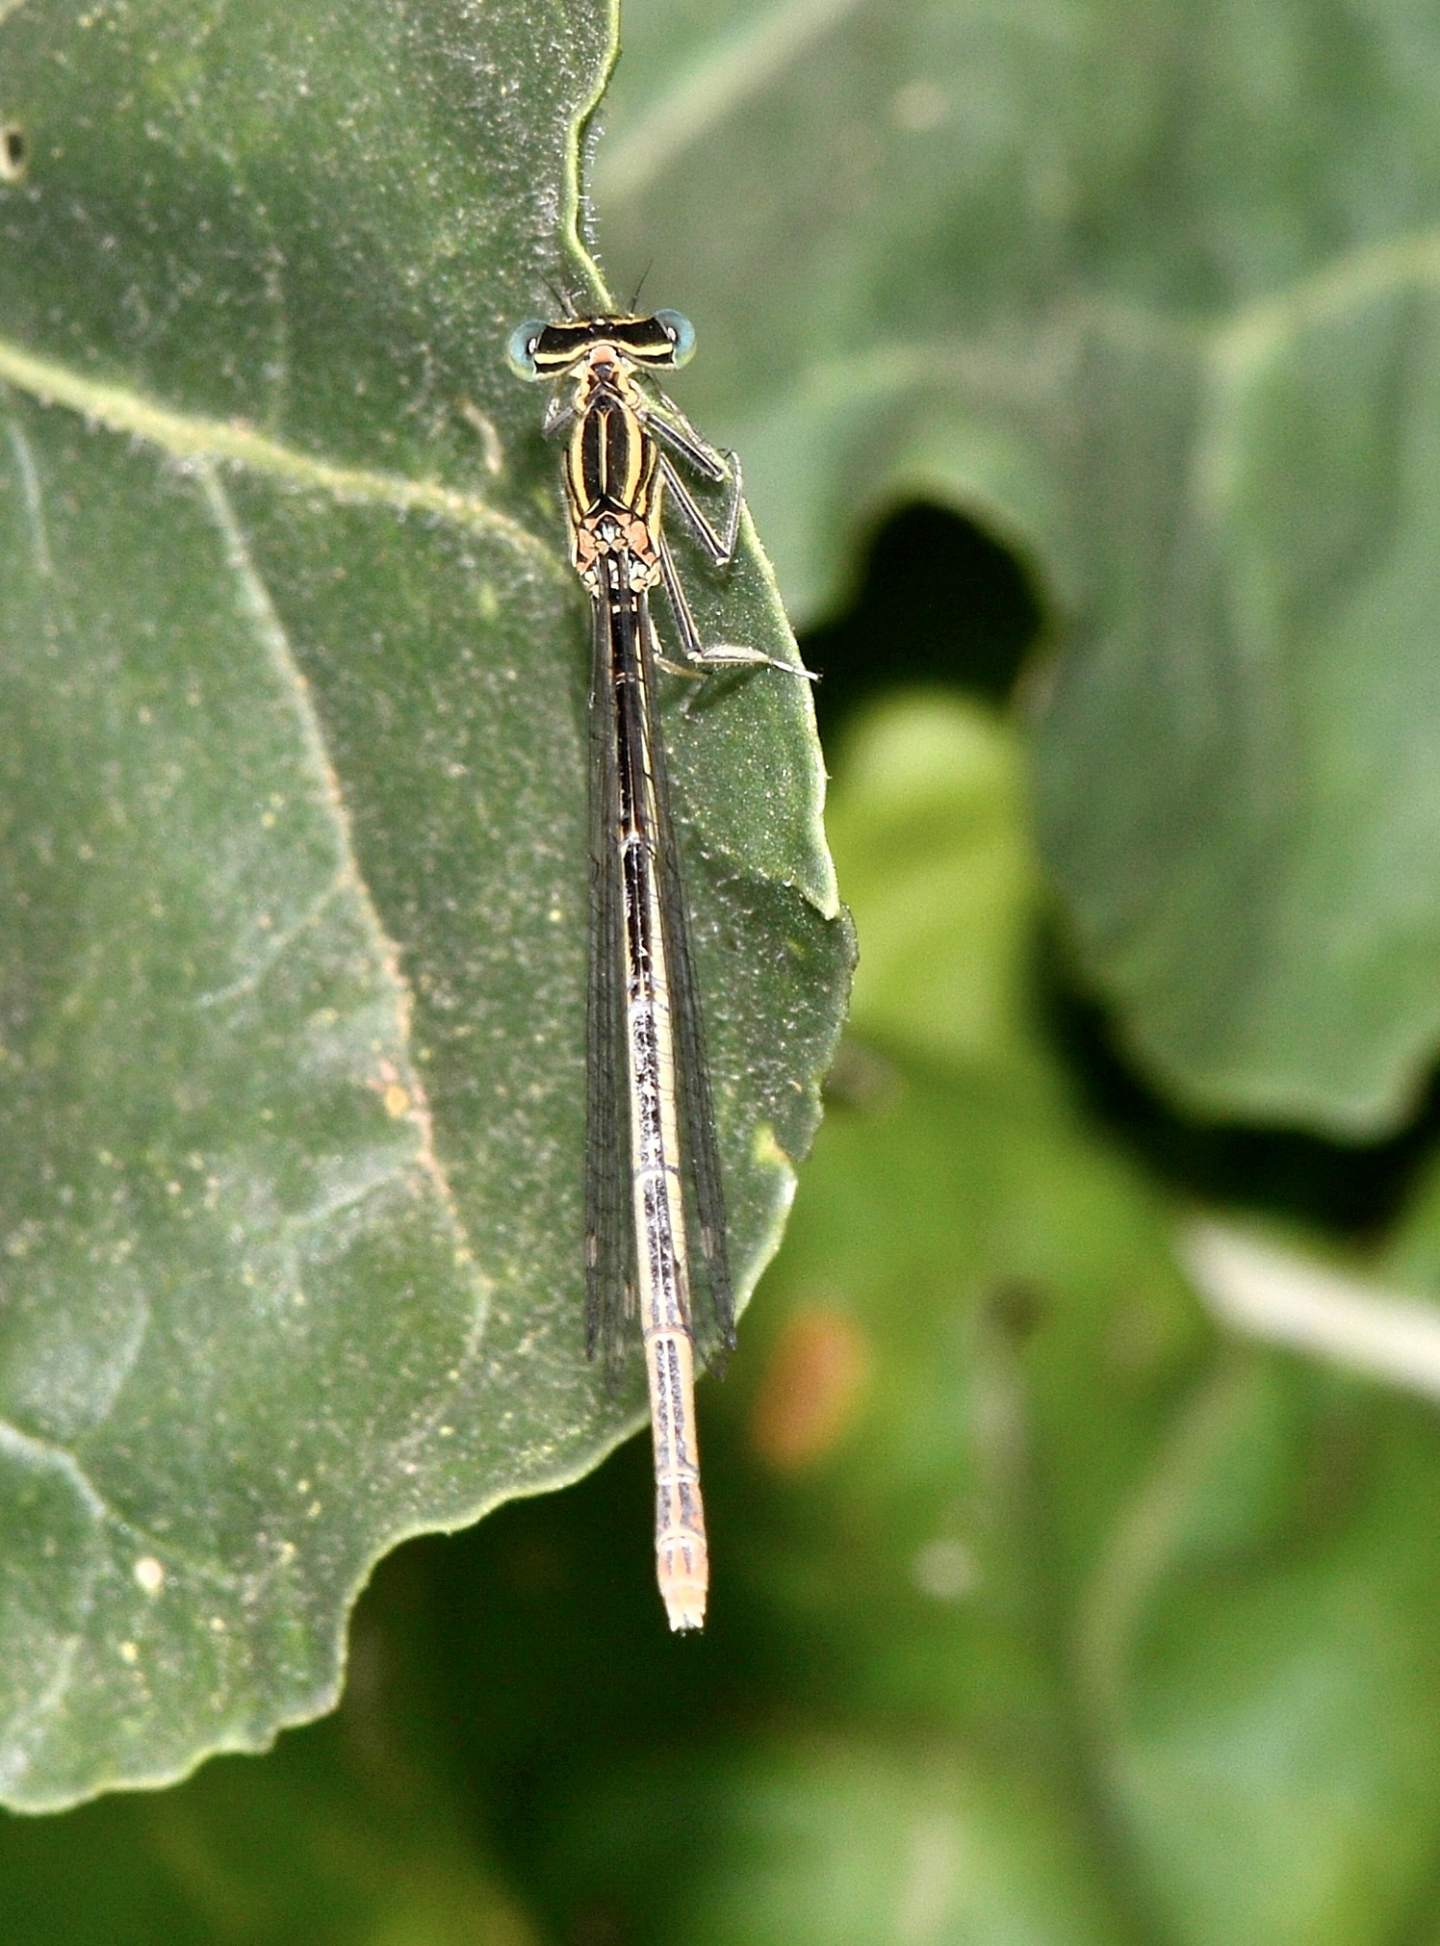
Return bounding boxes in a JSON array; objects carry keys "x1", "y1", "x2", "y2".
[{"x1": 504, "y1": 310, "x2": 698, "y2": 382}]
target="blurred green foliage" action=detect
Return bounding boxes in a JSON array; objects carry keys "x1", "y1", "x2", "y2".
[{"x1": 5, "y1": 0, "x2": 1440, "y2": 1943}]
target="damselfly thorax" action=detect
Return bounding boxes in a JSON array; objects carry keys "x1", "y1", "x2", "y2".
[{"x1": 563, "y1": 351, "x2": 665, "y2": 596}]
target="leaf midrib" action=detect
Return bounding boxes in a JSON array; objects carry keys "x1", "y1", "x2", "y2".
[{"x1": 0, "y1": 333, "x2": 559, "y2": 571}]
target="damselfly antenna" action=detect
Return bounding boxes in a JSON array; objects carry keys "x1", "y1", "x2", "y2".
[
  {"x1": 543, "y1": 275, "x2": 579, "y2": 319},
  {"x1": 628, "y1": 259, "x2": 654, "y2": 312}
]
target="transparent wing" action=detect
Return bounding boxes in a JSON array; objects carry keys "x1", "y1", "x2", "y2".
[
  {"x1": 584, "y1": 598, "x2": 634, "y2": 1372},
  {"x1": 642, "y1": 608, "x2": 737, "y2": 1366}
]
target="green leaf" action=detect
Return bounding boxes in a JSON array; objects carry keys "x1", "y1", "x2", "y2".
[
  {"x1": 595, "y1": 0, "x2": 1440, "y2": 1133},
  {"x1": 0, "y1": 0, "x2": 850, "y2": 1809}
]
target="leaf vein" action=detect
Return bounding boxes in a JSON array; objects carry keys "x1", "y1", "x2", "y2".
[
  {"x1": 0, "y1": 1634, "x2": 84, "y2": 1796},
  {"x1": 1214, "y1": 225, "x2": 1440, "y2": 375},
  {"x1": 195, "y1": 467, "x2": 485, "y2": 1297},
  {"x1": 0, "y1": 1417, "x2": 240, "y2": 1588},
  {"x1": 193, "y1": 876, "x2": 347, "y2": 1011},
  {"x1": 0, "y1": 334, "x2": 558, "y2": 572},
  {"x1": 2, "y1": 409, "x2": 53, "y2": 578}
]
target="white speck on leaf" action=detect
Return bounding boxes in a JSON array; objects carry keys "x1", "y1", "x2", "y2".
[{"x1": 133, "y1": 1557, "x2": 165, "y2": 1596}]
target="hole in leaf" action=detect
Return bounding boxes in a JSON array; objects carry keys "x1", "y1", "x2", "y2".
[
  {"x1": 801, "y1": 502, "x2": 1045, "y2": 734},
  {"x1": 0, "y1": 123, "x2": 28, "y2": 183}
]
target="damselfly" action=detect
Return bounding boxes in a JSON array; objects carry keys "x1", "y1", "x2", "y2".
[{"x1": 507, "y1": 304, "x2": 812, "y2": 1629}]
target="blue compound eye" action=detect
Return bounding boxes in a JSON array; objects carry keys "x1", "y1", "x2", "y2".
[
  {"x1": 506, "y1": 319, "x2": 546, "y2": 379},
  {"x1": 653, "y1": 309, "x2": 696, "y2": 367}
]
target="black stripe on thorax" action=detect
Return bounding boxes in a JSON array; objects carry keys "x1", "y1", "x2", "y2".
[{"x1": 575, "y1": 396, "x2": 654, "y2": 515}]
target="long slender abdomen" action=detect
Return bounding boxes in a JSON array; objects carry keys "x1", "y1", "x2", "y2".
[{"x1": 608, "y1": 588, "x2": 709, "y2": 1630}]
